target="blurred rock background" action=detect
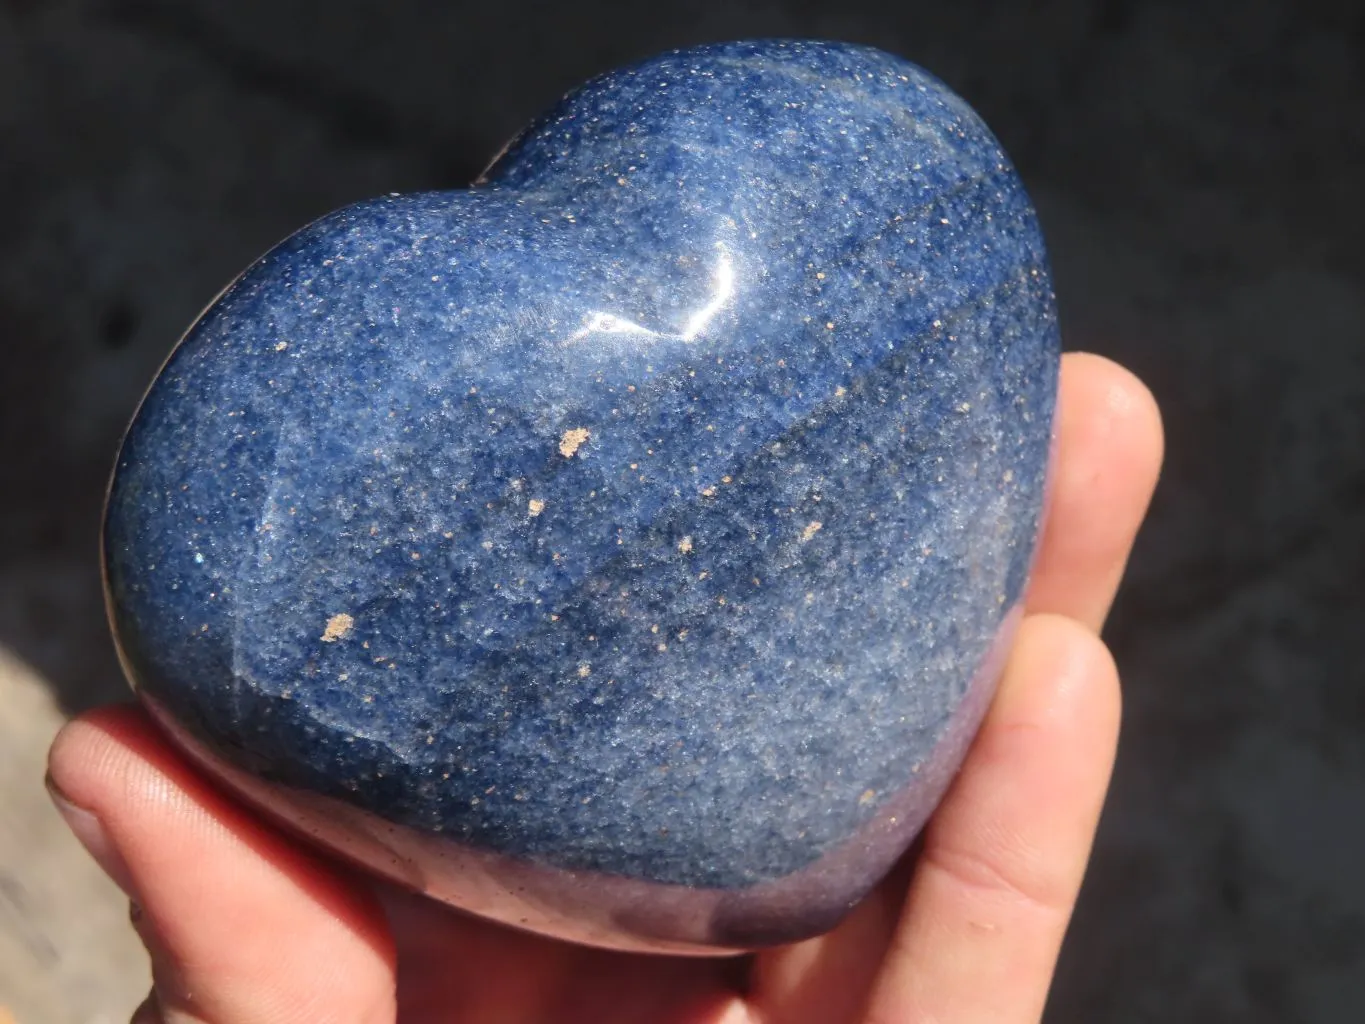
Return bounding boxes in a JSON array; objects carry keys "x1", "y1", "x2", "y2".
[{"x1": 1, "y1": 1, "x2": 1362, "y2": 1020}]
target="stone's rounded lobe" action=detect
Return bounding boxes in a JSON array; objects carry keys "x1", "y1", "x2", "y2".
[{"x1": 103, "y1": 40, "x2": 1059, "y2": 951}]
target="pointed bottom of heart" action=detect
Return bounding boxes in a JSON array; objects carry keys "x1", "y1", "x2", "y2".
[{"x1": 136, "y1": 606, "x2": 1017, "y2": 954}]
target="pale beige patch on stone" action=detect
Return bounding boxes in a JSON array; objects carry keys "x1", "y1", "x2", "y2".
[
  {"x1": 558, "y1": 427, "x2": 590, "y2": 458},
  {"x1": 321, "y1": 612, "x2": 354, "y2": 642}
]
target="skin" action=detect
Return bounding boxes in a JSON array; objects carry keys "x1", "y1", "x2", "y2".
[{"x1": 48, "y1": 351, "x2": 1162, "y2": 1024}]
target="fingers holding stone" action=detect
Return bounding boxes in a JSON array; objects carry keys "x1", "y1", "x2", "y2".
[
  {"x1": 860, "y1": 614, "x2": 1121, "y2": 1024},
  {"x1": 46, "y1": 705, "x2": 397, "y2": 1024},
  {"x1": 41, "y1": 357, "x2": 1150, "y2": 1023},
  {"x1": 1027, "y1": 352, "x2": 1163, "y2": 632}
]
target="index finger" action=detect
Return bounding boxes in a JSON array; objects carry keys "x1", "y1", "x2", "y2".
[{"x1": 1026, "y1": 352, "x2": 1164, "y2": 632}]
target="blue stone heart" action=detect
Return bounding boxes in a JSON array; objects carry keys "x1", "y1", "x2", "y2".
[{"x1": 104, "y1": 39, "x2": 1058, "y2": 951}]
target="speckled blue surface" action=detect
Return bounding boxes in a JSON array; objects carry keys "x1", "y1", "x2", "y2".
[{"x1": 105, "y1": 40, "x2": 1058, "y2": 895}]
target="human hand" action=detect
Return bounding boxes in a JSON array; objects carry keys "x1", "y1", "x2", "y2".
[{"x1": 47, "y1": 350, "x2": 1162, "y2": 1023}]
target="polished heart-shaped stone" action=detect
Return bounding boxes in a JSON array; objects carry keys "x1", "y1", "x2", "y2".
[{"x1": 104, "y1": 39, "x2": 1059, "y2": 952}]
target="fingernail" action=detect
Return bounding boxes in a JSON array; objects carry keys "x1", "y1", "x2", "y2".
[{"x1": 45, "y1": 773, "x2": 137, "y2": 896}]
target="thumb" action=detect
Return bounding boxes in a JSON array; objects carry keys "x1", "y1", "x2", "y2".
[{"x1": 47, "y1": 704, "x2": 397, "y2": 1024}]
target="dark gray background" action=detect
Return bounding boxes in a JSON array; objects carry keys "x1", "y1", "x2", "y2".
[{"x1": 1, "y1": 1, "x2": 1363, "y2": 1020}]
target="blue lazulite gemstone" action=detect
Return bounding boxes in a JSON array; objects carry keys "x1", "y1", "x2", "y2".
[{"x1": 104, "y1": 39, "x2": 1059, "y2": 951}]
